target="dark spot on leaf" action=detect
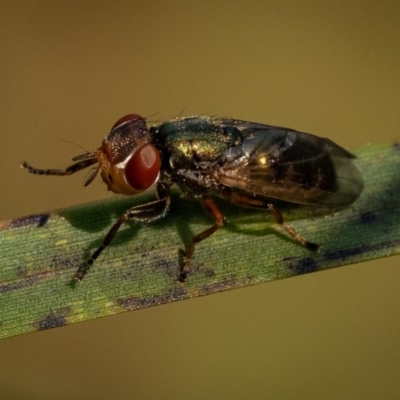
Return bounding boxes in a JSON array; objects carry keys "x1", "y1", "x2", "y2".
[
  {"x1": 195, "y1": 276, "x2": 244, "y2": 296},
  {"x1": 324, "y1": 246, "x2": 366, "y2": 261},
  {"x1": 393, "y1": 142, "x2": 400, "y2": 151},
  {"x1": 155, "y1": 258, "x2": 178, "y2": 277},
  {"x1": 0, "y1": 276, "x2": 35, "y2": 293},
  {"x1": 16, "y1": 266, "x2": 27, "y2": 277},
  {"x1": 323, "y1": 239, "x2": 400, "y2": 263},
  {"x1": 203, "y1": 268, "x2": 215, "y2": 277},
  {"x1": 36, "y1": 313, "x2": 67, "y2": 331},
  {"x1": 325, "y1": 247, "x2": 363, "y2": 260},
  {"x1": 360, "y1": 211, "x2": 377, "y2": 224},
  {"x1": 117, "y1": 287, "x2": 189, "y2": 310},
  {"x1": 50, "y1": 253, "x2": 81, "y2": 270},
  {"x1": 8, "y1": 213, "x2": 50, "y2": 229},
  {"x1": 288, "y1": 257, "x2": 319, "y2": 275}
]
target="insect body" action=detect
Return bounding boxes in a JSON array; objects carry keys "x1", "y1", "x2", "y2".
[{"x1": 22, "y1": 114, "x2": 364, "y2": 282}]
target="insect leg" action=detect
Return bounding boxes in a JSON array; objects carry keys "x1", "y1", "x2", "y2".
[
  {"x1": 226, "y1": 192, "x2": 319, "y2": 251},
  {"x1": 180, "y1": 197, "x2": 224, "y2": 282},
  {"x1": 21, "y1": 157, "x2": 98, "y2": 177},
  {"x1": 266, "y1": 203, "x2": 319, "y2": 251},
  {"x1": 74, "y1": 183, "x2": 171, "y2": 281}
]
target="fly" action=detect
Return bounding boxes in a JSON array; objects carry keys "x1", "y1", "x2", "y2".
[{"x1": 21, "y1": 114, "x2": 364, "y2": 282}]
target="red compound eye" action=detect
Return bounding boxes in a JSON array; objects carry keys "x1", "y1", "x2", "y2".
[
  {"x1": 125, "y1": 144, "x2": 161, "y2": 190},
  {"x1": 111, "y1": 114, "x2": 143, "y2": 131}
]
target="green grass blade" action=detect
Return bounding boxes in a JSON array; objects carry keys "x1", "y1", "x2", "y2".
[{"x1": 1, "y1": 143, "x2": 399, "y2": 339}]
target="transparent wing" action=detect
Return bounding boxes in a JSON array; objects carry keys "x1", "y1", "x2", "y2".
[{"x1": 217, "y1": 119, "x2": 364, "y2": 207}]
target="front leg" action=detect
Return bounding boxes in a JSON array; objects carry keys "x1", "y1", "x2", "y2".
[{"x1": 74, "y1": 183, "x2": 171, "y2": 281}]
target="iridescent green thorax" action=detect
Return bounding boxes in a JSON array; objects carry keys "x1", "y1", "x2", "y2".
[{"x1": 151, "y1": 116, "x2": 242, "y2": 169}]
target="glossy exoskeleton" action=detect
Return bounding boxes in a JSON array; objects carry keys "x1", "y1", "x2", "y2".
[{"x1": 22, "y1": 114, "x2": 364, "y2": 282}]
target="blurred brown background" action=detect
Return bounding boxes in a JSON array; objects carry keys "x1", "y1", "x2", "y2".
[{"x1": 1, "y1": 1, "x2": 400, "y2": 399}]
